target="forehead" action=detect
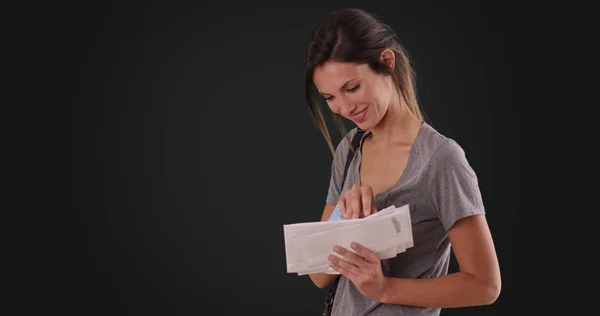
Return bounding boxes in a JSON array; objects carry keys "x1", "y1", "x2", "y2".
[{"x1": 313, "y1": 61, "x2": 371, "y2": 94}]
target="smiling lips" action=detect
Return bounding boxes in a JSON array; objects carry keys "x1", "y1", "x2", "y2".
[{"x1": 350, "y1": 107, "x2": 368, "y2": 122}]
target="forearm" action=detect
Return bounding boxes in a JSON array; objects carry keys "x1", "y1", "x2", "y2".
[
  {"x1": 309, "y1": 273, "x2": 339, "y2": 289},
  {"x1": 379, "y1": 272, "x2": 500, "y2": 308}
]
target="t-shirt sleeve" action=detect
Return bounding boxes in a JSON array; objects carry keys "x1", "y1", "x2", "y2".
[
  {"x1": 431, "y1": 139, "x2": 485, "y2": 231},
  {"x1": 325, "y1": 129, "x2": 356, "y2": 206}
]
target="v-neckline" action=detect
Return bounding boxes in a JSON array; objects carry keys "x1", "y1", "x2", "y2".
[{"x1": 355, "y1": 121, "x2": 425, "y2": 201}]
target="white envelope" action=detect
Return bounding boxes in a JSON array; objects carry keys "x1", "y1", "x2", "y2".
[
  {"x1": 296, "y1": 217, "x2": 401, "y2": 270},
  {"x1": 283, "y1": 204, "x2": 413, "y2": 275},
  {"x1": 284, "y1": 220, "x2": 364, "y2": 273}
]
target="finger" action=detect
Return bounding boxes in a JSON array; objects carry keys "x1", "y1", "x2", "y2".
[
  {"x1": 329, "y1": 261, "x2": 356, "y2": 282},
  {"x1": 334, "y1": 245, "x2": 368, "y2": 268},
  {"x1": 338, "y1": 196, "x2": 347, "y2": 218},
  {"x1": 351, "y1": 185, "x2": 362, "y2": 219},
  {"x1": 350, "y1": 242, "x2": 379, "y2": 263},
  {"x1": 360, "y1": 186, "x2": 373, "y2": 217},
  {"x1": 328, "y1": 254, "x2": 360, "y2": 278},
  {"x1": 329, "y1": 259, "x2": 352, "y2": 280},
  {"x1": 343, "y1": 191, "x2": 353, "y2": 219}
]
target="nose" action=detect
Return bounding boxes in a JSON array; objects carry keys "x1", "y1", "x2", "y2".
[{"x1": 338, "y1": 96, "x2": 355, "y2": 117}]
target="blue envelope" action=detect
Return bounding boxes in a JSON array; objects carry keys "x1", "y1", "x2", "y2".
[{"x1": 327, "y1": 205, "x2": 344, "y2": 221}]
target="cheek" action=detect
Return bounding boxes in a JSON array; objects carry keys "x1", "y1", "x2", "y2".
[
  {"x1": 376, "y1": 92, "x2": 389, "y2": 108},
  {"x1": 373, "y1": 81, "x2": 393, "y2": 108},
  {"x1": 350, "y1": 88, "x2": 373, "y2": 105},
  {"x1": 326, "y1": 101, "x2": 341, "y2": 114}
]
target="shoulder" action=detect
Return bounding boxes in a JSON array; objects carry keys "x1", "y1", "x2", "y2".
[
  {"x1": 420, "y1": 124, "x2": 468, "y2": 172},
  {"x1": 432, "y1": 139, "x2": 466, "y2": 167}
]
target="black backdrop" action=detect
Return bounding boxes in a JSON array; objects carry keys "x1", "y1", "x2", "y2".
[{"x1": 64, "y1": 1, "x2": 524, "y2": 315}]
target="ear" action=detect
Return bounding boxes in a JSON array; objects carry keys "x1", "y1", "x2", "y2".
[{"x1": 379, "y1": 48, "x2": 395, "y2": 70}]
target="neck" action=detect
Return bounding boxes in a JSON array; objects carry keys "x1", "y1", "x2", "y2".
[{"x1": 369, "y1": 97, "x2": 422, "y2": 145}]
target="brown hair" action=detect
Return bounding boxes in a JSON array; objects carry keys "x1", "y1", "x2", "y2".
[{"x1": 304, "y1": 8, "x2": 423, "y2": 166}]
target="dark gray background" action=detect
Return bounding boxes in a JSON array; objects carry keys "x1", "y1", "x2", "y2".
[{"x1": 63, "y1": 1, "x2": 523, "y2": 315}]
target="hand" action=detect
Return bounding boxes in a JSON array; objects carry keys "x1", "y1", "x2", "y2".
[
  {"x1": 328, "y1": 242, "x2": 389, "y2": 302},
  {"x1": 338, "y1": 184, "x2": 377, "y2": 219}
]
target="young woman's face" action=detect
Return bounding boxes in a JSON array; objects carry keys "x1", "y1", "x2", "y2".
[{"x1": 313, "y1": 60, "x2": 394, "y2": 130}]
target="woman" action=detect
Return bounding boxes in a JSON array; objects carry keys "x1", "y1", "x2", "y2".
[{"x1": 304, "y1": 8, "x2": 501, "y2": 316}]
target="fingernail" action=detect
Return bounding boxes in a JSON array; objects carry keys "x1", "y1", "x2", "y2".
[
  {"x1": 333, "y1": 246, "x2": 340, "y2": 252},
  {"x1": 351, "y1": 242, "x2": 357, "y2": 248}
]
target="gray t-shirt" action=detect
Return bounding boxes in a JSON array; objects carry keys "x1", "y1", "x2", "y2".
[{"x1": 326, "y1": 121, "x2": 485, "y2": 316}]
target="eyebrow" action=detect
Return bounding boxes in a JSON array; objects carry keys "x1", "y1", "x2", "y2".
[{"x1": 318, "y1": 78, "x2": 359, "y2": 96}]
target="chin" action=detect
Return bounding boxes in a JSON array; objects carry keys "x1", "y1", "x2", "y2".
[
  {"x1": 354, "y1": 121, "x2": 375, "y2": 131},
  {"x1": 358, "y1": 113, "x2": 385, "y2": 130}
]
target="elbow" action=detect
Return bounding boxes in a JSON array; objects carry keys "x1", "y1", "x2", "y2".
[
  {"x1": 315, "y1": 282, "x2": 328, "y2": 289},
  {"x1": 480, "y1": 279, "x2": 501, "y2": 305},
  {"x1": 309, "y1": 275, "x2": 330, "y2": 289}
]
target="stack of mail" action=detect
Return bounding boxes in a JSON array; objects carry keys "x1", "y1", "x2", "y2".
[{"x1": 283, "y1": 204, "x2": 413, "y2": 275}]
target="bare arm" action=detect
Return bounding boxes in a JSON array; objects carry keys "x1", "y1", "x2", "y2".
[
  {"x1": 379, "y1": 214, "x2": 501, "y2": 307},
  {"x1": 308, "y1": 203, "x2": 340, "y2": 289}
]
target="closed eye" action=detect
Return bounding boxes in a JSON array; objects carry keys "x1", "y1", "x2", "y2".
[
  {"x1": 347, "y1": 84, "x2": 360, "y2": 92},
  {"x1": 322, "y1": 84, "x2": 360, "y2": 101}
]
